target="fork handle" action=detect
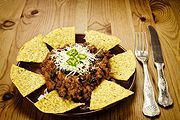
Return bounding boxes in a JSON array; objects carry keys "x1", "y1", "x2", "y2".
[
  {"x1": 142, "y1": 62, "x2": 160, "y2": 117},
  {"x1": 155, "y1": 63, "x2": 173, "y2": 107}
]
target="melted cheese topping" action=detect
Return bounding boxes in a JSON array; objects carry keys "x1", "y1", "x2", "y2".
[{"x1": 50, "y1": 44, "x2": 96, "y2": 75}]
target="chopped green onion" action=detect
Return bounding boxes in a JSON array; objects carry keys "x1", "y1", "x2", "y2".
[
  {"x1": 66, "y1": 57, "x2": 78, "y2": 66},
  {"x1": 67, "y1": 49, "x2": 78, "y2": 57},
  {"x1": 77, "y1": 54, "x2": 87, "y2": 60}
]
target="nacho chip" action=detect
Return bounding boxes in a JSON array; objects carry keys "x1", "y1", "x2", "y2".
[
  {"x1": 43, "y1": 27, "x2": 75, "y2": 49},
  {"x1": 34, "y1": 90, "x2": 84, "y2": 113},
  {"x1": 90, "y1": 80, "x2": 133, "y2": 110},
  {"x1": 10, "y1": 64, "x2": 45, "y2": 97},
  {"x1": 16, "y1": 34, "x2": 49, "y2": 63},
  {"x1": 85, "y1": 30, "x2": 120, "y2": 50},
  {"x1": 109, "y1": 50, "x2": 136, "y2": 81}
]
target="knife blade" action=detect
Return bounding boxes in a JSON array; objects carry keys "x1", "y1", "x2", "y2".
[
  {"x1": 148, "y1": 26, "x2": 164, "y2": 63},
  {"x1": 148, "y1": 25, "x2": 173, "y2": 107}
]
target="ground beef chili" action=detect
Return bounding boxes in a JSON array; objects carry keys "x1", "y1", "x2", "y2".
[{"x1": 41, "y1": 43, "x2": 112, "y2": 103}]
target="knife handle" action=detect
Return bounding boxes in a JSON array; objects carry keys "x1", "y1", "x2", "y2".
[
  {"x1": 142, "y1": 62, "x2": 160, "y2": 116},
  {"x1": 155, "y1": 63, "x2": 173, "y2": 107}
]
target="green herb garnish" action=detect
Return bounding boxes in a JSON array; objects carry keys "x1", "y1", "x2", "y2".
[
  {"x1": 66, "y1": 48, "x2": 88, "y2": 67},
  {"x1": 77, "y1": 54, "x2": 87, "y2": 60},
  {"x1": 67, "y1": 49, "x2": 78, "y2": 57},
  {"x1": 66, "y1": 57, "x2": 78, "y2": 66}
]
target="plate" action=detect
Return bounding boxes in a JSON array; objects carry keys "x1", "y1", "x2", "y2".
[{"x1": 18, "y1": 34, "x2": 135, "y2": 116}]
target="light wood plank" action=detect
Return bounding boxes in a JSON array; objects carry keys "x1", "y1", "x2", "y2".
[
  {"x1": 87, "y1": 0, "x2": 111, "y2": 35},
  {"x1": 110, "y1": 0, "x2": 135, "y2": 50},
  {"x1": 128, "y1": 0, "x2": 157, "y2": 119},
  {"x1": 0, "y1": 0, "x2": 26, "y2": 85},
  {"x1": 0, "y1": 1, "x2": 27, "y2": 119},
  {"x1": 75, "y1": 0, "x2": 88, "y2": 33},
  {"x1": 149, "y1": 0, "x2": 180, "y2": 119}
]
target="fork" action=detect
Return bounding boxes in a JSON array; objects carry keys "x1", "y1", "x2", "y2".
[{"x1": 134, "y1": 32, "x2": 160, "y2": 117}]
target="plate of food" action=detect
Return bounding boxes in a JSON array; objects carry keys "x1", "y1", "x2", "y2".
[{"x1": 10, "y1": 27, "x2": 136, "y2": 116}]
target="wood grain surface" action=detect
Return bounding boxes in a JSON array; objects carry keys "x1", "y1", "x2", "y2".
[{"x1": 0, "y1": 0, "x2": 179, "y2": 120}]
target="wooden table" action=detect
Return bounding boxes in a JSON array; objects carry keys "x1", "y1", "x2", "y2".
[{"x1": 0, "y1": 0, "x2": 179, "y2": 120}]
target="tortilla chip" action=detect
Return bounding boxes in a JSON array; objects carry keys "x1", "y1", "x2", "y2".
[
  {"x1": 90, "y1": 80, "x2": 133, "y2": 110},
  {"x1": 16, "y1": 34, "x2": 49, "y2": 63},
  {"x1": 85, "y1": 30, "x2": 120, "y2": 50},
  {"x1": 10, "y1": 64, "x2": 45, "y2": 97},
  {"x1": 109, "y1": 50, "x2": 136, "y2": 81},
  {"x1": 34, "y1": 90, "x2": 84, "y2": 113},
  {"x1": 43, "y1": 27, "x2": 75, "y2": 49}
]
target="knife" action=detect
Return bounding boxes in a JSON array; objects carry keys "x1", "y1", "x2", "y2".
[{"x1": 148, "y1": 25, "x2": 173, "y2": 107}]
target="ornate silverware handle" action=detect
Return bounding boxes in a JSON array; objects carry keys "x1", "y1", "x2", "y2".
[
  {"x1": 155, "y1": 63, "x2": 173, "y2": 107},
  {"x1": 142, "y1": 62, "x2": 160, "y2": 117}
]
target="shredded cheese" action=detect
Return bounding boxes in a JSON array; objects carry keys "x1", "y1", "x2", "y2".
[{"x1": 50, "y1": 44, "x2": 96, "y2": 75}]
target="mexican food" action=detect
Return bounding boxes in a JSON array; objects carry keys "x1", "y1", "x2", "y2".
[{"x1": 10, "y1": 27, "x2": 136, "y2": 114}]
